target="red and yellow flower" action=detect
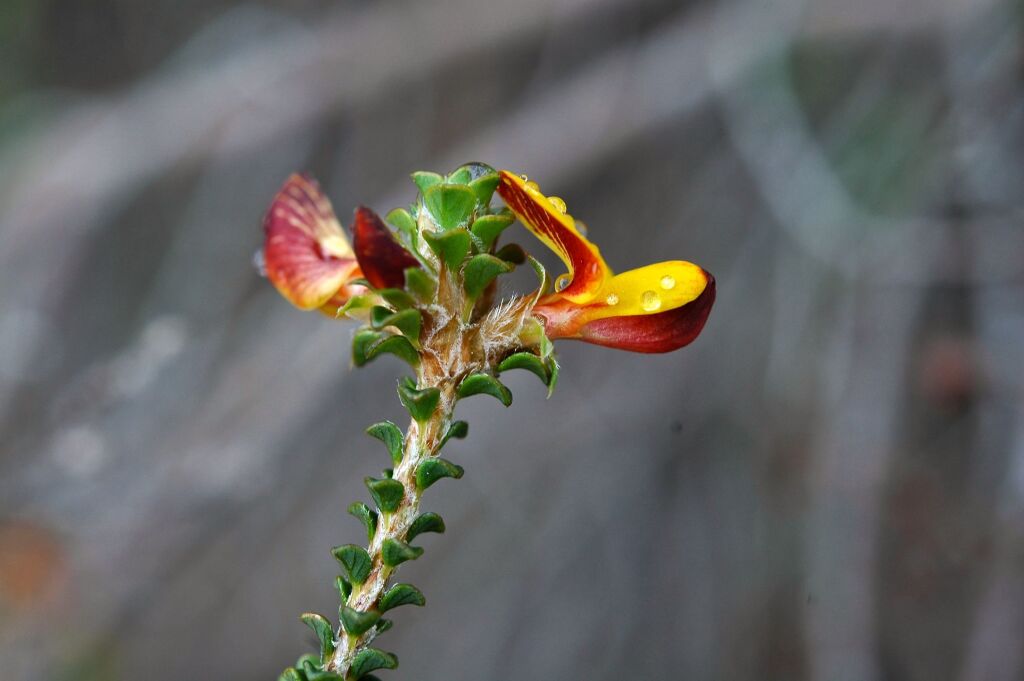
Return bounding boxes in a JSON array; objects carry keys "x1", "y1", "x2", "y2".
[
  {"x1": 262, "y1": 174, "x2": 417, "y2": 315},
  {"x1": 497, "y1": 171, "x2": 714, "y2": 353}
]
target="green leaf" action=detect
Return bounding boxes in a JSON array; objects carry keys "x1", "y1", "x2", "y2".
[
  {"x1": 423, "y1": 183, "x2": 476, "y2": 230},
  {"x1": 365, "y1": 421, "x2": 404, "y2": 465},
  {"x1": 404, "y1": 267, "x2": 436, "y2": 303},
  {"x1": 365, "y1": 477, "x2": 405, "y2": 514},
  {"x1": 439, "y1": 420, "x2": 468, "y2": 449},
  {"x1": 422, "y1": 228, "x2": 471, "y2": 270},
  {"x1": 347, "y1": 502, "x2": 378, "y2": 542},
  {"x1": 278, "y1": 668, "x2": 303, "y2": 681},
  {"x1": 307, "y1": 667, "x2": 344, "y2": 679},
  {"x1": 371, "y1": 308, "x2": 422, "y2": 347},
  {"x1": 334, "y1": 576, "x2": 352, "y2": 600},
  {"x1": 406, "y1": 512, "x2": 446, "y2": 542},
  {"x1": 447, "y1": 167, "x2": 472, "y2": 185},
  {"x1": 397, "y1": 378, "x2": 441, "y2": 423},
  {"x1": 377, "y1": 288, "x2": 416, "y2": 310},
  {"x1": 546, "y1": 357, "x2": 560, "y2": 398},
  {"x1": 300, "y1": 613, "x2": 335, "y2": 659},
  {"x1": 494, "y1": 243, "x2": 526, "y2": 265},
  {"x1": 415, "y1": 458, "x2": 464, "y2": 491},
  {"x1": 338, "y1": 293, "x2": 379, "y2": 319},
  {"x1": 339, "y1": 605, "x2": 381, "y2": 636},
  {"x1": 463, "y1": 254, "x2": 513, "y2": 298},
  {"x1": 411, "y1": 171, "x2": 443, "y2": 195},
  {"x1": 469, "y1": 213, "x2": 514, "y2": 251},
  {"x1": 498, "y1": 352, "x2": 549, "y2": 384},
  {"x1": 382, "y1": 539, "x2": 424, "y2": 567},
  {"x1": 457, "y1": 372, "x2": 512, "y2": 406},
  {"x1": 379, "y1": 583, "x2": 426, "y2": 612},
  {"x1": 349, "y1": 648, "x2": 398, "y2": 679},
  {"x1": 468, "y1": 172, "x2": 501, "y2": 205},
  {"x1": 297, "y1": 653, "x2": 320, "y2": 670},
  {"x1": 351, "y1": 328, "x2": 384, "y2": 367},
  {"x1": 370, "y1": 333, "x2": 421, "y2": 366},
  {"x1": 385, "y1": 207, "x2": 418, "y2": 241},
  {"x1": 374, "y1": 620, "x2": 393, "y2": 636},
  {"x1": 331, "y1": 545, "x2": 372, "y2": 585}
]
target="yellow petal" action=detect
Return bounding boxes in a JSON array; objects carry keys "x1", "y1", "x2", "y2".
[{"x1": 589, "y1": 261, "x2": 708, "y2": 319}]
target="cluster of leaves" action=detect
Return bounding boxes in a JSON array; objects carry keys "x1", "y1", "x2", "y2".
[{"x1": 279, "y1": 166, "x2": 558, "y2": 681}]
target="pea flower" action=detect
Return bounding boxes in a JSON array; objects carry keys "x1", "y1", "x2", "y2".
[
  {"x1": 262, "y1": 174, "x2": 417, "y2": 316},
  {"x1": 496, "y1": 171, "x2": 715, "y2": 353}
]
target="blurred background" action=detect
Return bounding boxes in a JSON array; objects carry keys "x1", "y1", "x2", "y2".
[{"x1": 1, "y1": 0, "x2": 1023, "y2": 679}]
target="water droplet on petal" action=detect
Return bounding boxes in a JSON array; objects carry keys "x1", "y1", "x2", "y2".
[
  {"x1": 660, "y1": 275, "x2": 676, "y2": 290},
  {"x1": 555, "y1": 274, "x2": 572, "y2": 291},
  {"x1": 252, "y1": 248, "x2": 267, "y2": 277},
  {"x1": 520, "y1": 174, "x2": 528, "y2": 182},
  {"x1": 548, "y1": 196, "x2": 567, "y2": 213},
  {"x1": 605, "y1": 293, "x2": 619, "y2": 306},
  {"x1": 641, "y1": 290, "x2": 661, "y2": 311},
  {"x1": 525, "y1": 180, "x2": 540, "y2": 192}
]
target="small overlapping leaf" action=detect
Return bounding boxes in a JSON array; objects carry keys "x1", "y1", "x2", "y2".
[
  {"x1": 412, "y1": 171, "x2": 443, "y2": 195},
  {"x1": 300, "y1": 613, "x2": 335, "y2": 660},
  {"x1": 415, "y1": 458, "x2": 464, "y2": 491},
  {"x1": 340, "y1": 605, "x2": 381, "y2": 636},
  {"x1": 424, "y1": 184, "x2": 476, "y2": 231},
  {"x1": 463, "y1": 254, "x2": 513, "y2": 298},
  {"x1": 352, "y1": 329, "x2": 419, "y2": 368},
  {"x1": 370, "y1": 307, "x2": 422, "y2": 346},
  {"x1": 469, "y1": 213, "x2": 514, "y2": 251},
  {"x1": 335, "y1": 576, "x2": 352, "y2": 600},
  {"x1": 397, "y1": 378, "x2": 441, "y2": 422},
  {"x1": 365, "y1": 477, "x2": 405, "y2": 514},
  {"x1": 379, "y1": 583, "x2": 426, "y2": 612},
  {"x1": 404, "y1": 267, "x2": 436, "y2": 302},
  {"x1": 468, "y1": 172, "x2": 501, "y2": 206},
  {"x1": 406, "y1": 512, "x2": 446, "y2": 542},
  {"x1": 348, "y1": 502, "x2": 378, "y2": 542},
  {"x1": 366, "y1": 421, "x2": 404, "y2": 464},
  {"x1": 498, "y1": 352, "x2": 550, "y2": 385},
  {"x1": 382, "y1": 539, "x2": 424, "y2": 567},
  {"x1": 457, "y1": 373, "x2": 512, "y2": 406},
  {"x1": 349, "y1": 648, "x2": 398, "y2": 679},
  {"x1": 439, "y1": 420, "x2": 468, "y2": 449},
  {"x1": 422, "y1": 228, "x2": 471, "y2": 270},
  {"x1": 332, "y1": 545, "x2": 372, "y2": 585}
]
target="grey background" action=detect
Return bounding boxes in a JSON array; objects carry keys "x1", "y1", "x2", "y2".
[{"x1": 1, "y1": 0, "x2": 1023, "y2": 680}]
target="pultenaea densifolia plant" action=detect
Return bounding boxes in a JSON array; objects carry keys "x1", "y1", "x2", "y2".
[{"x1": 261, "y1": 163, "x2": 715, "y2": 680}]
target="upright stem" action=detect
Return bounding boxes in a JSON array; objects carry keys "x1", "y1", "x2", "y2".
[{"x1": 329, "y1": 380, "x2": 456, "y2": 676}]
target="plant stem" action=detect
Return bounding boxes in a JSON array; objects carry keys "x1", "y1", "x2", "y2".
[{"x1": 329, "y1": 380, "x2": 456, "y2": 677}]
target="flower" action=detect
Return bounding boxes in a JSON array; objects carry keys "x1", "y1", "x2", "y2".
[
  {"x1": 262, "y1": 174, "x2": 418, "y2": 315},
  {"x1": 497, "y1": 171, "x2": 715, "y2": 353}
]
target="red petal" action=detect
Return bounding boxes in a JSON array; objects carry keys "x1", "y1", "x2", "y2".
[
  {"x1": 351, "y1": 206, "x2": 420, "y2": 289},
  {"x1": 575, "y1": 273, "x2": 715, "y2": 353},
  {"x1": 263, "y1": 174, "x2": 359, "y2": 310}
]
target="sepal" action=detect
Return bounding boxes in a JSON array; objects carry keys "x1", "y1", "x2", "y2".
[
  {"x1": 457, "y1": 372, "x2": 512, "y2": 406},
  {"x1": 415, "y1": 458, "x2": 464, "y2": 491}
]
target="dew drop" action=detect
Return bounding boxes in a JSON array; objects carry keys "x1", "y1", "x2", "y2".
[
  {"x1": 605, "y1": 293, "x2": 619, "y2": 306},
  {"x1": 548, "y1": 196, "x2": 567, "y2": 213},
  {"x1": 525, "y1": 181, "x2": 540, "y2": 192},
  {"x1": 252, "y1": 248, "x2": 267, "y2": 277},
  {"x1": 641, "y1": 290, "x2": 661, "y2": 311},
  {"x1": 660, "y1": 275, "x2": 676, "y2": 290},
  {"x1": 555, "y1": 274, "x2": 572, "y2": 291},
  {"x1": 520, "y1": 174, "x2": 528, "y2": 182}
]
